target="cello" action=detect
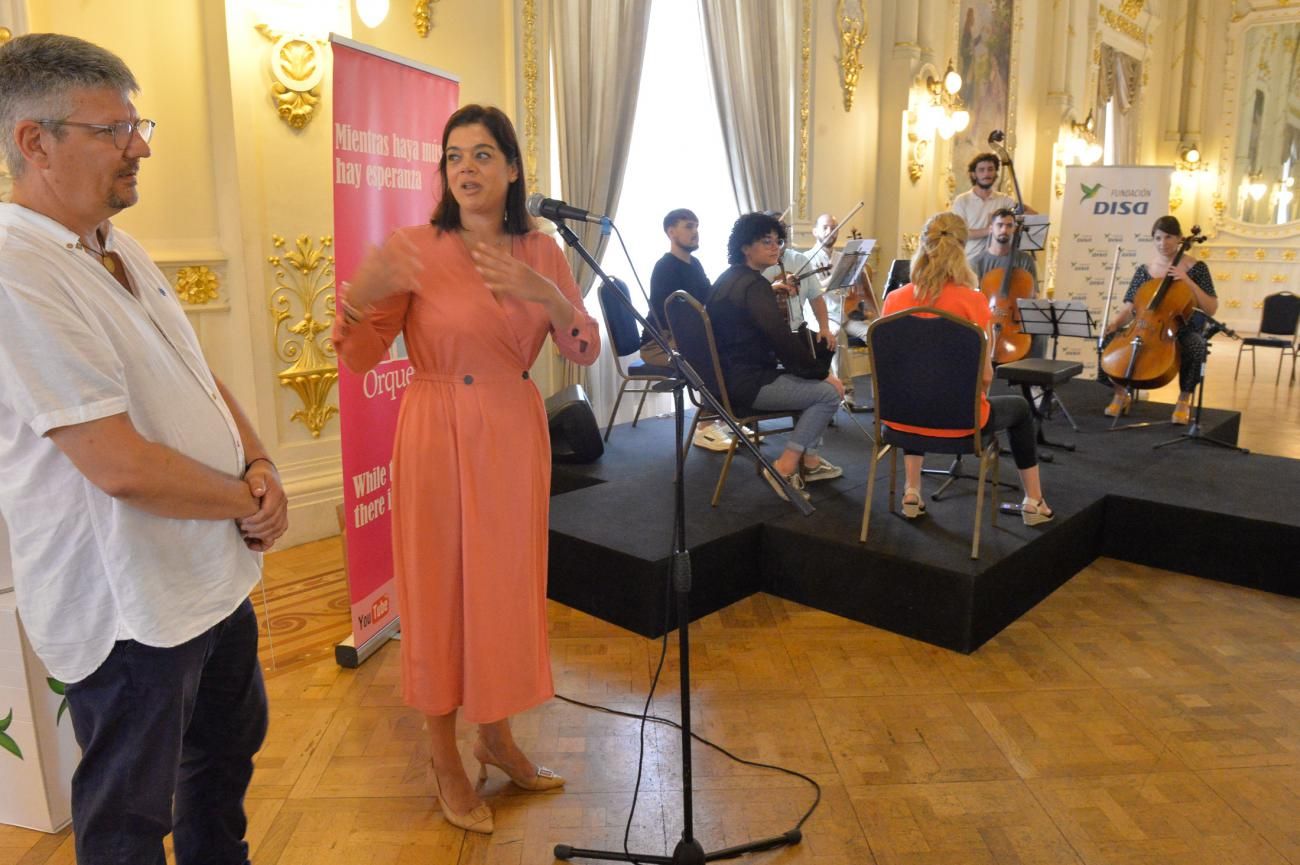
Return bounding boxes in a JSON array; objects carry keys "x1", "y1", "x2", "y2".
[
  {"x1": 1099, "y1": 226, "x2": 1207, "y2": 389},
  {"x1": 980, "y1": 131, "x2": 1035, "y2": 364}
]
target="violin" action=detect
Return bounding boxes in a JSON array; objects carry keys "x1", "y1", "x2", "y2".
[
  {"x1": 1099, "y1": 226, "x2": 1207, "y2": 389},
  {"x1": 772, "y1": 260, "x2": 834, "y2": 366}
]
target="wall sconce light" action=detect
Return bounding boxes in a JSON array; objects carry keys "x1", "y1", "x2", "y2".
[
  {"x1": 355, "y1": 0, "x2": 390, "y2": 28},
  {"x1": 919, "y1": 60, "x2": 970, "y2": 141},
  {"x1": 1175, "y1": 143, "x2": 1206, "y2": 174},
  {"x1": 1061, "y1": 111, "x2": 1102, "y2": 166}
]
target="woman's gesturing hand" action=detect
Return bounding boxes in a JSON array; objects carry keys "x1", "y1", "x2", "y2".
[
  {"x1": 471, "y1": 242, "x2": 561, "y2": 304},
  {"x1": 346, "y1": 232, "x2": 425, "y2": 309}
]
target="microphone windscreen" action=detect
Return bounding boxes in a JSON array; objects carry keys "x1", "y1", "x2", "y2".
[{"x1": 525, "y1": 192, "x2": 545, "y2": 217}]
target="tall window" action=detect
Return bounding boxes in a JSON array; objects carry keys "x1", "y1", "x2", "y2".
[{"x1": 607, "y1": 0, "x2": 737, "y2": 310}]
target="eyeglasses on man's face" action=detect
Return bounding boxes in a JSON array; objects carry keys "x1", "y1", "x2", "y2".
[{"x1": 36, "y1": 118, "x2": 157, "y2": 150}]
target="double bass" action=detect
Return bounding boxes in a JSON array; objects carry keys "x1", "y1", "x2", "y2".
[
  {"x1": 980, "y1": 130, "x2": 1035, "y2": 364},
  {"x1": 1099, "y1": 226, "x2": 1207, "y2": 389}
]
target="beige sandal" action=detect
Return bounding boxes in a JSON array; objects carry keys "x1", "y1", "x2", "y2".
[
  {"x1": 1021, "y1": 498, "x2": 1054, "y2": 527},
  {"x1": 901, "y1": 487, "x2": 926, "y2": 519}
]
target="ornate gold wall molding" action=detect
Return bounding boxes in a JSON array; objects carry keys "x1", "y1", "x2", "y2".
[
  {"x1": 414, "y1": 0, "x2": 440, "y2": 38},
  {"x1": 1118, "y1": 0, "x2": 1145, "y2": 19},
  {"x1": 268, "y1": 234, "x2": 338, "y2": 438},
  {"x1": 0, "y1": 26, "x2": 12, "y2": 44},
  {"x1": 521, "y1": 0, "x2": 540, "y2": 192},
  {"x1": 1099, "y1": 6, "x2": 1152, "y2": 45},
  {"x1": 255, "y1": 25, "x2": 323, "y2": 129},
  {"x1": 835, "y1": 0, "x2": 867, "y2": 112},
  {"x1": 175, "y1": 265, "x2": 220, "y2": 305},
  {"x1": 798, "y1": 0, "x2": 812, "y2": 219}
]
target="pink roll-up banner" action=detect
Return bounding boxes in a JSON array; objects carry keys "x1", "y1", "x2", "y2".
[{"x1": 330, "y1": 36, "x2": 458, "y2": 665}]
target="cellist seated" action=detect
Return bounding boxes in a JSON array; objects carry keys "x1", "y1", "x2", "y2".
[
  {"x1": 1101, "y1": 215, "x2": 1217, "y2": 424},
  {"x1": 970, "y1": 208, "x2": 1045, "y2": 361}
]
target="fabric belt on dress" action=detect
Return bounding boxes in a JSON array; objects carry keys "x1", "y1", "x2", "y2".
[{"x1": 412, "y1": 371, "x2": 531, "y2": 385}]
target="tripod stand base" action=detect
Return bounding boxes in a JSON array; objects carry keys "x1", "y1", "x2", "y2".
[
  {"x1": 555, "y1": 830, "x2": 801, "y2": 863},
  {"x1": 1152, "y1": 425, "x2": 1249, "y2": 453}
]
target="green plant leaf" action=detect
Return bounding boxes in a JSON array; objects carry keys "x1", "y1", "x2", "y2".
[
  {"x1": 46, "y1": 677, "x2": 65, "y2": 696},
  {"x1": 0, "y1": 730, "x2": 21, "y2": 759},
  {"x1": 56, "y1": 699, "x2": 69, "y2": 726},
  {"x1": 0, "y1": 709, "x2": 11, "y2": 732}
]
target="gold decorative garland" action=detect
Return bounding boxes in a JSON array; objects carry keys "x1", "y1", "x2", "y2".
[
  {"x1": 268, "y1": 234, "x2": 338, "y2": 438},
  {"x1": 798, "y1": 0, "x2": 812, "y2": 219},
  {"x1": 414, "y1": 0, "x2": 439, "y2": 38},
  {"x1": 835, "y1": 0, "x2": 867, "y2": 112},
  {"x1": 1099, "y1": 6, "x2": 1151, "y2": 45},
  {"x1": 522, "y1": 0, "x2": 540, "y2": 192}
]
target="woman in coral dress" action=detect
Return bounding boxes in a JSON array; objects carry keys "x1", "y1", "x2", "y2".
[{"x1": 332, "y1": 105, "x2": 599, "y2": 834}]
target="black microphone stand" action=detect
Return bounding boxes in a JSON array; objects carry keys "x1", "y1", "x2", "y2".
[
  {"x1": 548, "y1": 219, "x2": 809, "y2": 865},
  {"x1": 1152, "y1": 324, "x2": 1249, "y2": 454}
]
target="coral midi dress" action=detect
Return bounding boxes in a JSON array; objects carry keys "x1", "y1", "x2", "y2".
[{"x1": 333, "y1": 226, "x2": 600, "y2": 722}]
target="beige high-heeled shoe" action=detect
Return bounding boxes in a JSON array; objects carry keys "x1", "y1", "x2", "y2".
[
  {"x1": 430, "y1": 761, "x2": 494, "y2": 834},
  {"x1": 474, "y1": 738, "x2": 565, "y2": 792}
]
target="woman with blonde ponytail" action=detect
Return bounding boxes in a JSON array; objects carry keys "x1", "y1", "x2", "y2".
[{"x1": 880, "y1": 213, "x2": 1053, "y2": 526}]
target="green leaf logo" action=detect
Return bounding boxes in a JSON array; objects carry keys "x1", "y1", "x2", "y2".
[
  {"x1": 47, "y1": 677, "x2": 69, "y2": 726},
  {"x1": 0, "y1": 708, "x2": 23, "y2": 759}
]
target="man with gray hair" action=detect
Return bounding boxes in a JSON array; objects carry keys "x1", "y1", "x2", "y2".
[{"x1": 0, "y1": 34, "x2": 285, "y2": 864}]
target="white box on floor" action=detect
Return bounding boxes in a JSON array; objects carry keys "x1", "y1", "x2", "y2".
[{"x1": 0, "y1": 589, "x2": 80, "y2": 832}]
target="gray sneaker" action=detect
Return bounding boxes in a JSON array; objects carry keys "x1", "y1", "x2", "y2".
[
  {"x1": 801, "y1": 458, "x2": 843, "y2": 482},
  {"x1": 692, "y1": 423, "x2": 734, "y2": 451}
]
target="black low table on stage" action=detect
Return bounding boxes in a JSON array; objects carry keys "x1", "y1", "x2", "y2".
[{"x1": 548, "y1": 379, "x2": 1299, "y2": 653}]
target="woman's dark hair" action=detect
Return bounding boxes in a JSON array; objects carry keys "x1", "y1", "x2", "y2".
[
  {"x1": 726, "y1": 212, "x2": 786, "y2": 265},
  {"x1": 430, "y1": 104, "x2": 533, "y2": 235},
  {"x1": 1151, "y1": 215, "x2": 1182, "y2": 237}
]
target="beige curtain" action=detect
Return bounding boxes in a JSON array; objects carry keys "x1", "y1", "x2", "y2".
[
  {"x1": 550, "y1": 0, "x2": 652, "y2": 391},
  {"x1": 1098, "y1": 43, "x2": 1141, "y2": 164},
  {"x1": 699, "y1": 0, "x2": 798, "y2": 214},
  {"x1": 551, "y1": 0, "x2": 653, "y2": 294}
]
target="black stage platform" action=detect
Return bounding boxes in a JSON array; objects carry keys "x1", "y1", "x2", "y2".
[{"x1": 548, "y1": 380, "x2": 1299, "y2": 653}]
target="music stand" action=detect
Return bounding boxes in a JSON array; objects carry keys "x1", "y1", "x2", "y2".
[
  {"x1": 1017, "y1": 215, "x2": 1049, "y2": 252},
  {"x1": 1010, "y1": 298, "x2": 1094, "y2": 446},
  {"x1": 826, "y1": 238, "x2": 873, "y2": 290}
]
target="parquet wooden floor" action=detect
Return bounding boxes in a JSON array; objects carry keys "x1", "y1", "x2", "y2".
[{"x1": 1, "y1": 362, "x2": 1296, "y2": 864}]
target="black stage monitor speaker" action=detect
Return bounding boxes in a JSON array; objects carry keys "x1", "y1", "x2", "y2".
[
  {"x1": 883, "y1": 259, "x2": 911, "y2": 296},
  {"x1": 546, "y1": 383, "x2": 604, "y2": 464}
]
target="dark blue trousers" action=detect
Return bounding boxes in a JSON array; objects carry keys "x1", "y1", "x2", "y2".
[{"x1": 64, "y1": 598, "x2": 268, "y2": 865}]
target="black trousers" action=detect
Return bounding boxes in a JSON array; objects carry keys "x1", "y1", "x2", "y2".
[
  {"x1": 906, "y1": 394, "x2": 1037, "y2": 470},
  {"x1": 64, "y1": 598, "x2": 268, "y2": 865}
]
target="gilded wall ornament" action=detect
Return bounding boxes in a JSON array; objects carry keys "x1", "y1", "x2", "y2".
[
  {"x1": 268, "y1": 234, "x2": 338, "y2": 438},
  {"x1": 521, "y1": 0, "x2": 540, "y2": 192},
  {"x1": 0, "y1": 26, "x2": 12, "y2": 44},
  {"x1": 1284, "y1": 250, "x2": 1297, "y2": 261},
  {"x1": 835, "y1": 0, "x2": 867, "y2": 112},
  {"x1": 414, "y1": 0, "x2": 440, "y2": 38},
  {"x1": 175, "y1": 265, "x2": 220, "y2": 305},
  {"x1": 1118, "y1": 0, "x2": 1144, "y2": 19},
  {"x1": 256, "y1": 25, "x2": 323, "y2": 129},
  {"x1": 798, "y1": 0, "x2": 812, "y2": 217},
  {"x1": 901, "y1": 233, "x2": 919, "y2": 255},
  {"x1": 1099, "y1": 7, "x2": 1152, "y2": 45}
]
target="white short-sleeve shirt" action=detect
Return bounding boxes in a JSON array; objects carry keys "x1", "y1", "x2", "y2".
[
  {"x1": 951, "y1": 189, "x2": 1016, "y2": 259},
  {"x1": 0, "y1": 204, "x2": 262, "y2": 682}
]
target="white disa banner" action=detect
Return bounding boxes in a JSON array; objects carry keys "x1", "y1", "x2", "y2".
[{"x1": 1054, "y1": 165, "x2": 1171, "y2": 378}]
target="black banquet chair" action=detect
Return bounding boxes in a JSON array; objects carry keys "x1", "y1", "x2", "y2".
[
  {"x1": 860, "y1": 307, "x2": 1000, "y2": 559},
  {"x1": 596, "y1": 277, "x2": 678, "y2": 441},
  {"x1": 1234, "y1": 291, "x2": 1300, "y2": 385},
  {"x1": 664, "y1": 290, "x2": 798, "y2": 507}
]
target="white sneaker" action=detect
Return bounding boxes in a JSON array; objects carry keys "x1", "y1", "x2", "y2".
[
  {"x1": 692, "y1": 422, "x2": 734, "y2": 451},
  {"x1": 762, "y1": 467, "x2": 809, "y2": 502}
]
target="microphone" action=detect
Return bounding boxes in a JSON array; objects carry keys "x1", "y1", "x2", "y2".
[{"x1": 526, "y1": 193, "x2": 611, "y2": 227}]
